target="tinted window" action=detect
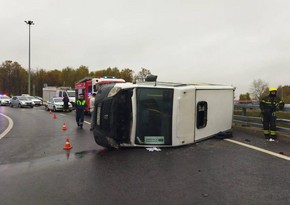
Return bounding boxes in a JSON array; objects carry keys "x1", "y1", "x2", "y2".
[{"x1": 196, "y1": 101, "x2": 208, "y2": 129}]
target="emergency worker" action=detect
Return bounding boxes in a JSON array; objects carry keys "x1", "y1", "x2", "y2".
[
  {"x1": 90, "y1": 93, "x2": 97, "y2": 131},
  {"x1": 63, "y1": 95, "x2": 69, "y2": 112},
  {"x1": 76, "y1": 93, "x2": 87, "y2": 129},
  {"x1": 259, "y1": 87, "x2": 284, "y2": 141}
]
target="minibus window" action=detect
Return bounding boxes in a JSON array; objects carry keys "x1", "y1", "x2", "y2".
[{"x1": 196, "y1": 101, "x2": 208, "y2": 129}]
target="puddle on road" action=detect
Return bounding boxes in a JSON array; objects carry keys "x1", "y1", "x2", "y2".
[
  {"x1": 74, "y1": 148, "x2": 111, "y2": 159},
  {"x1": 74, "y1": 150, "x2": 99, "y2": 159},
  {"x1": 0, "y1": 149, "x2": 106, "y2": 175}
]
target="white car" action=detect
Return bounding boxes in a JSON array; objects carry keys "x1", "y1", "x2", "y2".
[
  {"x1": 0, "y1": 95, "x2": 11, "y2": 106},
  {"x1": 10, "y1": 96, "x2": 34, "y2": 108},
  {"x1": 26, "y1": 96, "x2": 42, "y2": 106},
  {"x1": 46, "y1": 97, "x2": 72, "y2": 112}
]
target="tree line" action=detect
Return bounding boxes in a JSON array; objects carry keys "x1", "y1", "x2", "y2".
[
  {"x1": 3, "y1": 60, "x2": 288, "y2": 103},
  {"x1": 0, "y1": 60, "x2": 151, "y2": 97},
  {"x1": 240, "y1": 79, "x2": 290, "y2": 103}
]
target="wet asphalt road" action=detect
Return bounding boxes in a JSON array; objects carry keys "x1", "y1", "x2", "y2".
[{"x1": 0, "y1": 106, "x2": 290, "y2": 205}]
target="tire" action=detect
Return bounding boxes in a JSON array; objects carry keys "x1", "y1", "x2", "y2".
[{"x1": 18, "y1": 104, "x2": 22, "y2": 108}]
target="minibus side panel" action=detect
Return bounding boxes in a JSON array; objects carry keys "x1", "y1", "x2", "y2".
[
  {"x1": 194, "y1": 89, "x2": 234, "y2": 141},
  {"x1": 172, "y1": 88, "x2": 195, "y2": 146}
]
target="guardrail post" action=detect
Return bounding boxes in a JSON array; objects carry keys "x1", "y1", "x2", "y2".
[
  {"x1": 242, "y1": 107, "x2": 249, "y2": 126},
  {"x1": 242, "y1": 107, "x2": 247, "y2": 116}
]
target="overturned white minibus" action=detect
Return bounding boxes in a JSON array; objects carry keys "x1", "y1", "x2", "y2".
[{"x1": 92, "y1": 78, "x2": 235, "y2": 148}]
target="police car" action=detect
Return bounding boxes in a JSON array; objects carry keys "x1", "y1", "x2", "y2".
[{"x1": 0, "y1": 95, "x2": 11, "y2": 106}]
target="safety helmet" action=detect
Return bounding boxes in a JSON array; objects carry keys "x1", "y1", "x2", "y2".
[{"x1": 269, "y1": 87, "x2": 277, "y2": 92}]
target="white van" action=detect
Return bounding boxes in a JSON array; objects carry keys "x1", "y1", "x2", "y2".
[
  {"x1": 43, "y1": 87, "x2": 75, "y2": 106},
  {"x1": 92, "y1": 77, "x2": 235, "y2": 148}
]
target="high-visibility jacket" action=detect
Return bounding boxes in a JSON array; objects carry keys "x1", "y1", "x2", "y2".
[
  {"x1": 259, "y1": 95, "x2": 284, "y2": 113},
  {"x1": 76, "y1": 99, "x2": 87, "y2": 111}
]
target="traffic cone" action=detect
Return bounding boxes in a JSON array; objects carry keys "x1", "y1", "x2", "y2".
[
  {"x1": 49, "y1": 110, "x2": 52, "y2": 114},
  {"x1": 53, "y1": 114, "x2": 57, "y2": 119},
  {"x1": 62, "y1": 123, "x2": 67, "y2": 131},
  {"x1": 63, "y1": 138, "x2": 72, "y2": 150}
]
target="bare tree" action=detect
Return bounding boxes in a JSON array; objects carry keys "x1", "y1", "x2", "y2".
[
  {"x1": 250, "y1": 79, "x2": 269, "y2": 100},
  {"x1": 134, "y1": 68, "x2": 151, "y2": 83}
]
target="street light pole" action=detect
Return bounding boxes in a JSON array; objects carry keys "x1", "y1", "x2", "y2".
[{"x1": 25, "y1": 20, "x2": 34, "y2": 95}]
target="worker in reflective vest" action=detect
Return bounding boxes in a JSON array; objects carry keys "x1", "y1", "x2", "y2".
[
  {"x1": 76, "y1": 93, "x2": 87, "y2": 129},
  {"x1": 259, "y1": 87, "x2": 284, "y2": 141}
]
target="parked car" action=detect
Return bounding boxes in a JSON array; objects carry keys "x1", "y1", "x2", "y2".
[
  {"x1": 26, "y1": 96, "x2": 42, "y2": 106},
  {"x1": 33, "y1": 96, "x2": 44, "y2": 105},
  {"x1": 46, "y1": 97, "x2": 72, "y2": 112},
  {"x1": 10, "y1": 96, "x2": 34, "y2": 108},
  {"x1": 0, "y1": 95, "x2": 11, "y2": 106}
]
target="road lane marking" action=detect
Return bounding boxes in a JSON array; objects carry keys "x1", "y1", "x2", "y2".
[
  {"x1": 225, "y1": 138, "x2": 290, "y2": 161},
  {"x1": 84, "y1": 121, "x2": 90, "y2": 124},
  {"x1": 0, "y1": 113, "x2": 14, "y2": 139}
]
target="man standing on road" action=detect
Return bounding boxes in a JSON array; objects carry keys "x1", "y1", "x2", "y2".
[
  {"x1": 90, "y1": 93, "x2": 97, "y2": 131},
  {"x1": 76, "y1": 93, "x2": 87, "y2": 129},
  {"x1": 260, "y1": 87, "x2": 284, "y2": 141},
  {"x1": 63, "y1": 94, "x2": 69, "y2": 112}
]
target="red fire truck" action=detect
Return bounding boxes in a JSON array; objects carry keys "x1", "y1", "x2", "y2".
[{"x1": 75, "y1": 76, "x2": 125, "y2": 113}]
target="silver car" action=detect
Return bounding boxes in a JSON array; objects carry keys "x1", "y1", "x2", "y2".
[
  {"x1": 10, "y1": 96, "x2": 34, "y2": 108},
  {"x1": 0, "y1": 95, "x2": 11, "y2": 106},
  {"x1": 46, "y1": 97, "x2": 72, "y2": 112}
]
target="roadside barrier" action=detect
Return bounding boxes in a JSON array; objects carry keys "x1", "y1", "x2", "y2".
[{"x1": 234, "y1": 103, "x2": 290, "y2": 134}]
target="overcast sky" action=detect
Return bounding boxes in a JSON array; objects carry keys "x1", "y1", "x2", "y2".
[{"x1": 1, "y1": 0, "x2": 290, "y2": 96}]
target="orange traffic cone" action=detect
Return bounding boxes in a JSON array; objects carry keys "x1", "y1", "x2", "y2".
[
  {"x1": 53, "y1": 114, "x2": 57, "y2": 119},
  {"x1": 62, "y1": 123, "x2": 67, "y2": 131},
  {"x1": 63, "y1": 138, "x2": 72, "y2": 150}
]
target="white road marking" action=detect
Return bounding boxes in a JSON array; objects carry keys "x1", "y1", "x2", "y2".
[
  {"x1": 225, "y1": 138, "x2": 290, "y2": 161},
  {"x1": 84, "y1": 121, "x2": 91, "y2": 124},
  {"x1": 44, "y1": 109, "x2": 91, "y2": 124},
  {"x1": 0, "y1": 113, "x2": 14, "y2": 139}
]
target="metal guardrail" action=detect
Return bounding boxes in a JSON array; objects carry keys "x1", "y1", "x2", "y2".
[{"x1": 233, "y1": 104, "x2": 290, "y2": 134}]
